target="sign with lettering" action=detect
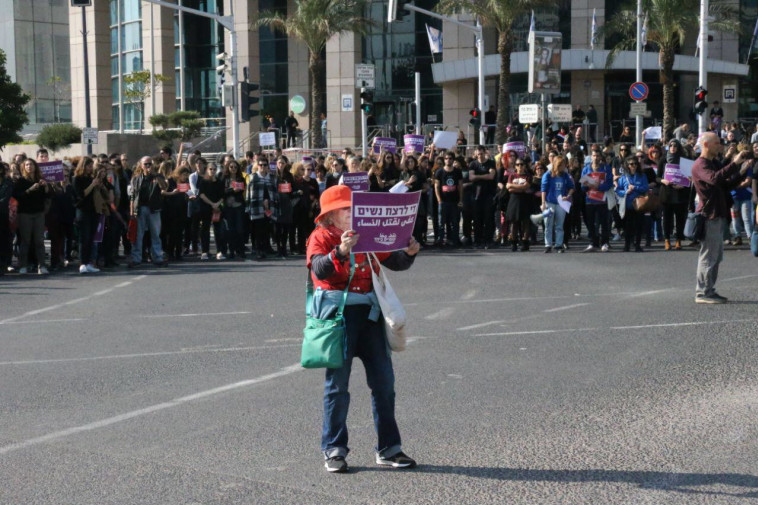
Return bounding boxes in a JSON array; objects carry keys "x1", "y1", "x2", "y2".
[{"x1": 351, "y1": 191, "x2": 421, "y2": 253}]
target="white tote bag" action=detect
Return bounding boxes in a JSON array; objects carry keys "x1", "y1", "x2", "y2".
[{"x1": 369, "y1": 253, "x2": 407, "y2": 352}]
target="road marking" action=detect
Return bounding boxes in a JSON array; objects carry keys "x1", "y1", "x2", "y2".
[
  {"x1": 141, "y1": 311, "x2": 251, "y2": 318},
  {"x1": 457, "y1": 321, "x2": 506, "y2": 331},
  {"x1": 425, "y1": 307, "x2": 456, "y2": 320},
  {"x1": 543, "y1": 303, "x2": 590, "y2": 313},
  {"x1": 626, "y1": 289, "x2": 672, "y2": 298},
  {"x1": 0, "y1": 363, "x2": 303, "y2": 455},
  {"x1": 0, "y1": 344, "x2": 301, "y2": 366},
  {"x1": 474, "y1": 319, "x2": 758, "y2": 337},
  {"x1": 720, "y1": 274, "x2": 758, "y2": 283},
  {"x1": 1, "y1": 318, "x2": 85, "y2": 325},
  {"x1": 406, "y1": 291, "x2": 646, "y2": 306},
  {"x1": 0, "y1": 275, "x2": 147, "y2": 325}
]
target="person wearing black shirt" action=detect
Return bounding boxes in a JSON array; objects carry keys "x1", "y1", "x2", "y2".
[
  {"x1": 468, "y1": 146, "x2": 497, "y2": 248},
  {"x1": 13, "y1": 159, "x2": 51, "y2": 274},
  {"x1": 434, "y1": 153, "x2": 463, "y2": 246},
  {"x1": 484, "y1": 105, "x2": 497, "y2": 145},
  {"x1": 223, "y1": 160, "x2": 247, "y2": 259},
  {"x1": 284, "y1": 111, "x2": 299, "y2": 148},
  {"x1": 129, "y1": 156, "x2": 168, "y2": 267},
  {"x1": 197, "y1": 161, "x2": 227, "y2": 261}
]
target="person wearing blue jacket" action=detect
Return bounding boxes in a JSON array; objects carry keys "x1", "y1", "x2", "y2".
[
  {"x1": 581, "y1": 149, "x2": 614, "y2": 252},
  {"x1": 616, "y1": 156, "x2": 649, "y2": 252},
  {"x1": 541, "y1": 155, "x2": 575, "y2": 252}
]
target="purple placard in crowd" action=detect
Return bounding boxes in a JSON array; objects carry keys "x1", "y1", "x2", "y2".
[
  {"x1": 403, "y1": 134, "x2": 425, "y2": 154},
  {"x1": 351, "y1": 191, "x2": 421, "y2": 253},
  {"x1": 39, "y1": 161, "x2": 65, "y2": 182},
  {"x1": 503, "y1": 141, "x2": 526, "y2": 159},
  {"x1": 302, "y1": 156, "x2": 313, "y2": 167},
  {"x1": 93, "y1": 214, "x2": 106, "y2": 243},
  {"x1": 663, "y1": 163, "x2": 691, "y2": 187},
  {"x1": 342, "y1": 172, "x2": 370, "y2": 192},
  {"x1": 372, "y1": 137, "x2": 397, "y2": 154}
]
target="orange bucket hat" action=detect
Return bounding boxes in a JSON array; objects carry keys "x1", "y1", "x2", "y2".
[{"x1": 315, "y1": 184, "x2": 352, "y2": 222}]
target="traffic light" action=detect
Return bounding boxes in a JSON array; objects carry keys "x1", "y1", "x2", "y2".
[
  {"x1": 469, "y1": 107, "x2": 481, "y2": 128},
  {"x1": 388, "y1": 0, "x2": 409, "y2": 23},
  {"x1": 360, "y1": 89, "x2": 374, "y2": 115},
  {"x1": 240, "y1": 82, "x2": 260, "y2": 122},
  {"x1": 693, "y1": 86, "x2": 708, "y2": 115}
]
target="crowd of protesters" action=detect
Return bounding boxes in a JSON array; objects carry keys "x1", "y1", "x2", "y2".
[{"x1": 1, "y1": 118, "x2": 756, "y2": 277}]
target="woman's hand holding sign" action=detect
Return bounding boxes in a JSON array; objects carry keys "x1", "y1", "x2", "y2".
[
  {"x1": 338, "y1": 230, "x2": 359, "y2": 257},
  {"x1": 404, "y1": 237, "x2": 420, "y2": 257}
]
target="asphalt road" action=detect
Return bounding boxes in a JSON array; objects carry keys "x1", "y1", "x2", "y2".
[{"x1": 1, "y1": 244, "x2": 757, "y2": 504}]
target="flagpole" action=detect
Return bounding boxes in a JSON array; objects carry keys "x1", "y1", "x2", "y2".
[
  {"x1": 635, "y1": 0, "x2": 642, "y2": 149},
  {"x1": 698, "y1": 0, "x2": 708, "y2": 135}
]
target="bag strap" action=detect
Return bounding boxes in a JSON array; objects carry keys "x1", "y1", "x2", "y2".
[{"x1": 306, "y1": 253, "x2": 355, "y2": 318}]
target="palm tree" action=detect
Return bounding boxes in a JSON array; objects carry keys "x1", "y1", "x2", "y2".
[
  {"x1": 437, "y1": 0, "x2": 557, "y2": 145},
  {"x1": 257, "y1": 0, "x2": 374, "y2": 148},
  {"x1": 602, "y1": 0, "x2": 739, "y2": 141}
]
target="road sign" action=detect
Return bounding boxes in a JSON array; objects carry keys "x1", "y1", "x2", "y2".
[
  {"x1": 355, "y1": 64, "x2": 375, "y2": 89},
  {"x1": 519, "y1": 104, "x2": 541, "y2": 124},
  {"x1": 630, "y1": 102, "x2": 648, "y2": 116},
  {"x1": 629, "y1": 82, "x2": 649, "y2": 101},
  {"x1": 547, "y1": 104, "x2": 572, "y2": 122},
  {"x1": 723, "y1": 84, "x2": 736, "y2": 104},
  {"x1": 341, "y1": 94, "x2": 354, "y2": 112},
  {"x1": 82, "y1": 127, "x2": 98, "y2": 145}
]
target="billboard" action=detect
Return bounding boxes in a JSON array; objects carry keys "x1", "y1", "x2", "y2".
[{"x1": 528, "y1": 31, "x2": 562, "y2": 94}]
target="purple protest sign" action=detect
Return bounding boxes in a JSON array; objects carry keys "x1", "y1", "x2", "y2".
[
  {"x1": 351, "y1": 191, "x2": 421, "y2": 253},
  {"x1": 663, "y1": 163, "x2": 691, "y2": 187},
  {"x1": 39, "y1": 161, "x2": 65, "y2": 182},
  {"x1": 372, "y1": 137, "x2": 397, "y2": 154},
  {"x1": 342, "y1": 172, "x2": 369, "y2": 192},
  {"x1": 93, "y1": 214, "x2": 106, "y2": 243},
  {"x1": 403, "y1": 134, "x2": 425, "y2": 154},
  {"x1": 503, "y1": 141, "x2": 526, "y2": 159}
]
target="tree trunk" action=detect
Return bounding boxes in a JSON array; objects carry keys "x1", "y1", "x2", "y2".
[
  {"x1": 309, "y1": 52, "x2": 325, "y2": 149},
  {"x1": 659, "y1": 47, "x2": 676, "y2": 142},
  {"x1": 495, "y1": 30, "x2": 513, "y2": 146}
]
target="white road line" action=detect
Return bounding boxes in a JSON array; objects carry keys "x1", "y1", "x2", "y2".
[
  {"x1": 457, "y1": 320, "x2": 506, "y2": 331},
  {"x1": 2, "y1": 318, "x2": 85, "y2": 325},
  {"x1": 0, "y1": 344, "x2": 301, "y2": 366},
  {"x1": 720, "y1": 274, "x2": 758, "y2": 283},
  {"x1": 610, "y1": 319, "x2": 757, "y2": 330},
  {"x1": 425, "y1": 307, "x2": 456, "y2": 320},
  {"x1": 0, "y1": 275, "x2": 147, "y2": 325},
  {"x1": 140, "y1": 311, "x2": 251, "y2": 318},
  {"x1": 474, "y1": 319, "x2": 758, "y2": 337},
  {"x1": 543, "y1": 303, "x2": 590, "y2": 313},
  {"x1": 626, "y1": 289, "x2": 672, "y2": 298},
  {"x1": 0, "y1": 363, "x2": 303, "y2": 455}
]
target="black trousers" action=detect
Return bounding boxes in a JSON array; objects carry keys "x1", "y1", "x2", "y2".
[
  {"x1": 473, "y1": 196, "x2": 495, "y2": 246},
  {"x1": 251, "y1": 217, "x2": 272, "y2": 255},
  {"x1": 663, "y1": 202, "x2": 688, "y2": 241},
  {"x1": 624, "y1": 207, "x2": 644, "y2": 248},
  {"x1": 276, "y1": 222, "x2": 291, "y2": 254}
]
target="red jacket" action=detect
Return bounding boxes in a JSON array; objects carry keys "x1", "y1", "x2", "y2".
[{"x1": 306, "y1": 225, "x2": 390, "y2": 294}]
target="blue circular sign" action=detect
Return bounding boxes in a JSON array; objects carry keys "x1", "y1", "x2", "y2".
[{"x1": 629, "y1": 82, "x2": 649, "y2": 101}]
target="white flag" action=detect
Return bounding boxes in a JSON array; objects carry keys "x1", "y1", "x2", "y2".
[
  {"x1": 590, "y1": 9, "x2": 598, "y2": 50},
  {"x1": 426, "y1": 24, "x2": 442, "y2": 54},
  {"x1": 529, "y1": 10, "x2": 535, "y2": 36},
  {"x1": 695, "y1": 33, "x2": 701, "y2": 56}
]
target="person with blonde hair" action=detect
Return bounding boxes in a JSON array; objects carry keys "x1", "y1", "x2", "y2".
[
  {"x1": 12, "y1": 158, "x2": 51, "y2": 274},
  {"x1": 540, "y1": 155, "x2": 574, "y2": 253}
]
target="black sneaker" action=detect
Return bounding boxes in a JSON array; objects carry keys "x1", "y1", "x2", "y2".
[
  {"x1": 375, "y1": 451, "x2": 417, "y2": 469},
  {"x1": 325, "y1": 456, "x2": 348, "y2": 473}
]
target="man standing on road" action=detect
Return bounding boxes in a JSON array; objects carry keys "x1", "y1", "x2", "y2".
[
  {"x1": 692, "y1": 132, "x2": 750, "y2": 303},
  {"x1": 129, "y1": 156, "x2": 167, "y2": 267}
]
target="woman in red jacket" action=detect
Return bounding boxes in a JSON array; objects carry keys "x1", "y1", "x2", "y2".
[{"x1": 306, "y1": 185, "x2": 419, "y2": 474}]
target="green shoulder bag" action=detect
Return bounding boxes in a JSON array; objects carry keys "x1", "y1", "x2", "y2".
[{"x1": 301, "y1": 255, "x2": 355, "y2": 369}]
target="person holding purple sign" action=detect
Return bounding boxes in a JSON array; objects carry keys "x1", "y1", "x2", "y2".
[
  {"x1": 658, "y1": 139, "x2": 690, "y2": 251},
  {"x1": 306, "y1": 185, "x2": 419, "y2": 474},
  {"x1": 12, "y1": 159, "x2": 51, "y2": 274}
]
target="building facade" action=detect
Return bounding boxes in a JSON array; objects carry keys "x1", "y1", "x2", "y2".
[{"x1": 55, "y1": 0, "x2": 758, "y2": 151}]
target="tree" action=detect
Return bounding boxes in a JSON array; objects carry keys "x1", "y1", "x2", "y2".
[
  {"x1": 0, "y1": 49, "x2": 30, "y2": 149},
  {"x1": 149, "y1": 110, "x2": 205, "y2": 149},
  {"x1": 46, "y1": 75, "x2": 71, "y2": 123},
  {"x1": 36, "y1": 123, "x2": 82, "y2": 152},
  {"x1": 123, "y1": 70, "x2": 171, "y2": 134},
  {"x1": 601, "y1": 0, "x2": 738, "y2": 141},
  {"x1": 257, "y1": 0, "x2": 374, "y2": 148},
  {"x1": 437, "y1": 0, "x2": 556, "y2": 145}
]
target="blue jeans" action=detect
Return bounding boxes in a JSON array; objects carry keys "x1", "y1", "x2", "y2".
[
  {"x1": 731, "y1": 199, "x2": 754, "y2": 239},
  {"x1": 544, "y1": 202, "x2": 566, "y2": 247},
  {"x1": 132, "y1": 207, "x2": 163, "y2": 263},
  {"x1": 322, "y1": 305, "x2": 402, "y2": 460},
  {"x1": 751, "y1": 231, "x2": 758, "y2": 257}
]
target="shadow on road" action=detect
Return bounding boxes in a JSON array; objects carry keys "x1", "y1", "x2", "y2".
[{"x1": 352, "y1": 466, "x2": 758, "y2": 498}]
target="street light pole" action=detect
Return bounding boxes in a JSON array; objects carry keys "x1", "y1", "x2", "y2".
[
  {"x1": 81, "y1": 6, "x2": 92, "y2": 155},
  {"x1": 635, "y1": 0, "x2": 642, "y2": 150},
  {"x1": 698, "y1": 0, "x2": 708, "y2": 135}
]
